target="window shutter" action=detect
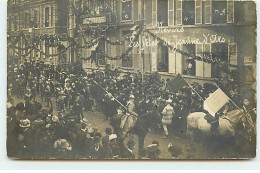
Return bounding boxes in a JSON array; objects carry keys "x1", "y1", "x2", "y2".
[
  {"x1": 152, "y1": 0, "x2": 157, "y2": 27},
  {"x1": 195, "y1": 43, "x2": 203, "y2": 77},
  {"x1": 168, "y1": 47, "x2": 176, "y2": 73},
  {"x1": 43, "y1": 41, "x2": 46, "y2": 59},
  {"x1": 227, "y1": 0, "x2": 234, "y2": 23},
  {"x1": 144, "y1": 1, "x2": 152, "y2": 26},
  {"x1": 176, "y1": 44, "x2": 183, "y2": 74},
  {"x1": 168, "y1": 0, "x2": 174, "y2": 26},
  {"x1": 203, "y1": 43, "x2": 211, "y2": 77},
  {"x1": 195, "y1": 0, "x2": 202, "y2": 24},
  {"x1": 204, "y1": 1, "x2": 211, "y2": 24},
  {"x1": 229, "y1": 43, "x2": 237, "y2": 65},
  {"x1": 176, "y1": 0, "x2": 182, "y2": 25},
  {"x1": 49, "y1": 6, "x2": 52, "y2": 27}
]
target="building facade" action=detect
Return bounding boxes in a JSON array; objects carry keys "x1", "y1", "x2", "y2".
[
  {"x1": 74, "y1": 0, "x2": 256, "y2": 84},
  {"x1": 7, "y1": 0, "x2": 256, "y2": 85},
  {"x1": 7, "y1": 0, "x2": 69, "y2": 66}
]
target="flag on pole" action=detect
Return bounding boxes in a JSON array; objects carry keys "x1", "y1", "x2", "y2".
[
  {"x1": 203, "y1": 88, "x2": 230, "y2": 117},
  {"x1": 166, "y1": 74, "x2": 188, "y2": 93}
]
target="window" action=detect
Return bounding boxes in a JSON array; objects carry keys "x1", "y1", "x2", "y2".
[
  {"x1": 212, "y1": 1, "x2": 227, "y2": 24},
  {"x1": 44, "y1": 6, "x2": 52, "y2": 27},
  {"x1": 157, "y1": 0, "x2": 168, "y2": 26},
  {"x1": 122, "y1": 0, "x2": 132, "y2": 21},
  {"x1": 212, "y1": 43, "x2": 228, "y2": 77},
  {"x1": 182, "y1": 0, "x2": 195, "y2": 25},
  {"x1": 24, "y1": 12, "x2": 30, "y2": 29},
  {"x1": 183, "y1": 44, "x2": 195, "y2": 75},
  {"x1": 33, "y1": 9, "x2": 40, "y2": 28},
  {"x1": 158, "y1": 45, "x2": 168, "y2": 72}
]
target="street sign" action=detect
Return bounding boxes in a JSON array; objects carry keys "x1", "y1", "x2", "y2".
[{"x1": 83, "y1": 16, "x2": 106, "y2": 25}]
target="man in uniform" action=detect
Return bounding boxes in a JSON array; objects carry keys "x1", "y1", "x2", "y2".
[{"x1": 120, "y1": 95, "x2": 138, "y2": 133}]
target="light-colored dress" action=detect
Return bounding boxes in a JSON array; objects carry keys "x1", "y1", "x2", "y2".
[{"x1": 162, "y1": 105, "x2": 174, "y2": 125}]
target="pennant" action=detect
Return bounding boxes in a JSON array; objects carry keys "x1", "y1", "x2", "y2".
[
  {"x1": 166, "y1": 74, "x2": 188, "y2": 93},
  {"x1": 203, "y1": 88, "x2": 230, "y2": 116}
]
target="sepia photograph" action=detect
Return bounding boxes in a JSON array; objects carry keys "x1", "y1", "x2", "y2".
[{"x1": 6, "y1": 0, "x2": 256, "y2": 160}]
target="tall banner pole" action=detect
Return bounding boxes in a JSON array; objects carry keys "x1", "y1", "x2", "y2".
[
  {"x1": 92, "y1": 79, "x2": 127, "y2": 110},
  {"x1": 214, "y1": 83, "x2": 256, "y2": 133}
]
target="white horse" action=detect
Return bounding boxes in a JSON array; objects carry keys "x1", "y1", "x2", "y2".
[{"x1": 186, "y1": 109, "x2": 247, "y2": 147}]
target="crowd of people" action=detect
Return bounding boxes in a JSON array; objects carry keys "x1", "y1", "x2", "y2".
[{"x1": 6, "y1": 58, "x2": 255, "y2": 159}]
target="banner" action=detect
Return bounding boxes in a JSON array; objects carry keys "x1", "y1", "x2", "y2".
[
  {"x1": 166, "y1": 74, "x2": 188, "y2": 93},
  {"x1": 203, "y1": 88, "x2": 230, "y2": 116}
]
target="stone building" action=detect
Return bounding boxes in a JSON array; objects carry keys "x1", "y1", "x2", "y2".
[{"x1": 7, "y1": 0, "x2": 256, "y2": 85}]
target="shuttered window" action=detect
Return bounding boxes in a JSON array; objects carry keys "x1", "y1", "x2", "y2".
[
  {"x1": 152, "y1": 0, "x2": 157, "y2": 26},
  {"x1": 195, "y1": 0, "x2": 202, "y2": 24},
  {"x1": 33, "y1": 8, "x2": 40, "y2": 28},
  {"x1": 44, "y1": 6, "x2": 52, "y2": 27},
  {"x1": 168, "y1": 0, "x2": 174, "y2": 26},
  {"x1": 176, "y1": 0, "x2": 182, "y2": 25},
  {"x1": 204, "y1": 1, "x2": 211, "y2": 24},
  {"x1": 227, "y1": 0, "x2": 234, "y2": 23}
]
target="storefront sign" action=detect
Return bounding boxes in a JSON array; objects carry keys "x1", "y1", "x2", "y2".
[
  {"x1": 83, "y1": 16, "x2": 106, "y2": 24},
  {"x1": 244, "y1": 56, "x2": 253, "y2": 66}
]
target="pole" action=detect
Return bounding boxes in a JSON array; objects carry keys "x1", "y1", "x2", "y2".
[
  {"x1": 214, "y1": 83, "x2": 256, "y2": 133},
  {"x1": 92, "y1": 79, "x2": 127, "y2": 110}
]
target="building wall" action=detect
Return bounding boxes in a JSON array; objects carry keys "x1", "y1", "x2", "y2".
[{"x1": 7, "y1": 0, "x2": 256, "y2": 85}]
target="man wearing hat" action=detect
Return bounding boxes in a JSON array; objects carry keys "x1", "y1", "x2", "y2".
[
  {"x1": 121, "y1": 139, "x2": 135, "y2": 159},
  {"x1": 161, "y1": 99, "x2": 174, "y2": 139},
  {"x1": 127, "y1": 95, "x2": 138, "y2": 117}
]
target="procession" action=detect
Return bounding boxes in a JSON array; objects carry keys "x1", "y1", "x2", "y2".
[{"x1": 6, "y1": 57, "x2": 256, "y2": 159}]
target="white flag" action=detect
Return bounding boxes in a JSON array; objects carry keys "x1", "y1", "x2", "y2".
[{"x1": 203, "y1": 88, "x2": 230, "y2": 117}]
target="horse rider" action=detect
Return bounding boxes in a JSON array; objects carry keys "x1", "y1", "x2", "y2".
[
  {"x1": 120, "y1": 94, "x2": 138, "y2": 133},
  {"x1": 161, "y1": 99, "x2": 174, "y2": 139},
  {"x1": 127, "y1": 95, "x2": 138, "y2": 118}
]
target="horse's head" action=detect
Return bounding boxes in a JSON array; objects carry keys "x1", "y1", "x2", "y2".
[{"x1": 223, "y1": 109, "x2": 247, "y2": 126}]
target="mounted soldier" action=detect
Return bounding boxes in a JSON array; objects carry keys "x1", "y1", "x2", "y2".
[{"x1": 120, "y1": 95, "x2": 138, "y2": 134}]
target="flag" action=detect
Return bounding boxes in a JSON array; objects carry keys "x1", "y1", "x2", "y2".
[
  {"x1": 203, "y1": 88, "x2": 230, "y2": 117},
  {"x1": 167, "y1": 74, "x2": 188, "y2": 93}
]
